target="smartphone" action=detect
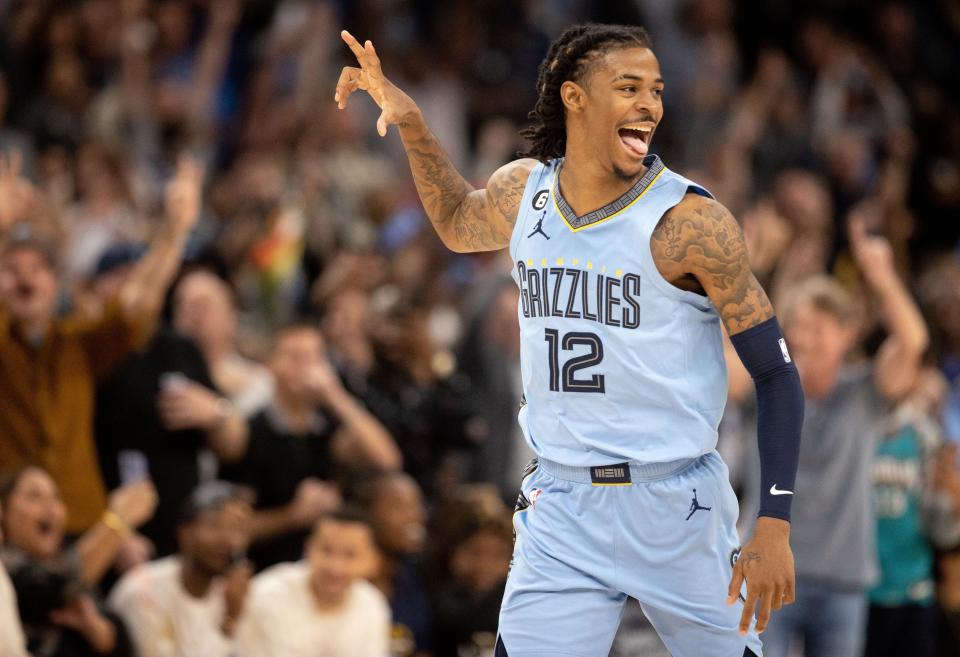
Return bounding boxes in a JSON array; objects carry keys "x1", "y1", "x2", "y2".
[
  {"x1": 159, "y1": 372, "x2": 189, "y2": 392},
  {"x1": 118, "y1": 450, "x2": 150, "y2": 484}
]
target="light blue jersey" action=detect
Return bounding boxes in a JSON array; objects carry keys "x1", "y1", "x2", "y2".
[
  {"x1": 509, "y1": 154, "x2": 727, "y2": 467},
  {"x1": 500, "y1": 156, "x2": 760, "y2": 657}
]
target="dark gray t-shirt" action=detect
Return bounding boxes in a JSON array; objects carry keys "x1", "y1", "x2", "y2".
[{"x1": 739, "y1": 364, "x2": 886, "y2": 589}]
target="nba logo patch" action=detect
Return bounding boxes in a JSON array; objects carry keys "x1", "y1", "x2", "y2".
[
  {"x1": 529, "y1": 488, "x2": 543, "y2": 508},
  {"x1": 778, "y1": 338, "x2": 792, "y2": 363}
]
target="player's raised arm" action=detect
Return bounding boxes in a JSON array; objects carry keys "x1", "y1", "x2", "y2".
[
  {"x1": 653, "y1": 194, "x2": 804, "y2": 635},
  {"x1": 335, "y1": 31, "x2": 536, "y2": 253}
]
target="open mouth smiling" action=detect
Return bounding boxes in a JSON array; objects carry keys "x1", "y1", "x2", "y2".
[{"x1": 617, "y1": 124, "x2": 653, "y2": 158}]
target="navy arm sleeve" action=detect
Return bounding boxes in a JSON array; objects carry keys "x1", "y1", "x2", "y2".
[{"x1": 729, "y1": 316, "x2": 804, "y2": 521}]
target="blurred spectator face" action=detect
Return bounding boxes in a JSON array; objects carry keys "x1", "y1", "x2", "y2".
[
  {"x1": 92, "y1": 264, "x2": 134, "y2": 302},
  {"x1": 173, "y1": 270, "x2": 238, "y2": 352},
  {"x1": 76, "y1": 143, "x2": 124, "y2": 202},
  {"x1": 155, "y1": 0, "x2": 193, "y2": 55},
  {"x1": 827, "y1": 130, "x2": 874, "y2": 195},
  {"x1": 307, "y1": 517, "x2": 380, "y2": 605},
  {"x1": 44, "y1": 52, "x2": 87, "y2": 106},
  {"x1": 177, "y1": 500, "x2": 251, "y2": 578},
  {"x1": 370, "y1": 303, "x2": 433, "y2": 374},
  {"x1": 369, "y1": 474, "x2": 426, "y2": 556},
  {"x1": 783, "y1": 281, "x2": 858, "y2": 388},
  {"x1": 450, "y1": 527, "x2": 512, "y2": 594},
  {"x1": 322, "y1": 288, "x2": 369, "y2": 347},
  {"x1": 0, "y1": 245, "x2": 59, "y2": 329},
  {"x1": 0, "y1": 467, "x2": 67, "y2": 561},
  {"x1": 774, "y1": 170, "x2": 832, "y2": 233},
  {"x1": 268, "y1": 326, "x2": 326, "y2": 402}
]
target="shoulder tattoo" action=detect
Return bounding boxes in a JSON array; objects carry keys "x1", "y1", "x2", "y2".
[{"x1": 652, "y1": 199, "x2": 774, "y2": 334}]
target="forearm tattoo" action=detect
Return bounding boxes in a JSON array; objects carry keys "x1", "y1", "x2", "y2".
[
  {"x1": 401, "y1": 127, "x2": 527, "y2": 251},
  {"x1": 652, "y1": 199, "x2": 774, "y2": 334}
]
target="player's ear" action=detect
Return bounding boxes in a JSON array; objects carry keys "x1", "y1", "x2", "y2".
[{"x1": 560, "y1": 81, "x2": 586, "y2": 113}]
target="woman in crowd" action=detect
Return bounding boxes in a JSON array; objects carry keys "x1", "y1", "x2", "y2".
[{"x1": 0, "y1": 466, "x2": 156, "y2": 657}]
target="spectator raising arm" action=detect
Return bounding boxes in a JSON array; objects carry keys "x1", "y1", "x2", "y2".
[
  {"x1": 74, "y1": 480, "x2": 159, "y2": 585},
  {"x1": 848, "y1": 210, "x2": 929, "y2": 401},
  {"x1": 117, "y1": 155, "x2": 204, "y2": 327}
]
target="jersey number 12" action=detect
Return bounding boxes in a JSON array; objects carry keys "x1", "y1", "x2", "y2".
[{"x1": 544, "y1": 328, "x2": 605, "y2": 393}]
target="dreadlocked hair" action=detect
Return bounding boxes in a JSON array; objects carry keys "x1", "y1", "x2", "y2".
[{"x1": 520, "y1": 23, "x2": 653, "y2": 162}]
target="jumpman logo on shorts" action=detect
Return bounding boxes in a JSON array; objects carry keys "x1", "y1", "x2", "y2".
[
  {"x1": 527, "y1": 212, "x2": 550, "y2": 240},
  {"x1": 685, "y1": 488, "x2": 712, "y2": 521}
]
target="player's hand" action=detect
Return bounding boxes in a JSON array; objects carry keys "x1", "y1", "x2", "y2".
[
  {"x1": 336, "y1": 30, "x2": 420, "y2": 137},
  {"x1": 727, "y1": 516, "x2": 795, "y2": 635}
]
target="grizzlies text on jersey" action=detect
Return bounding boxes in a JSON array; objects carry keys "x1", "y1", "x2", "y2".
[{"x1": 509, "y1": 154, "x2": 728, "y2": 466}]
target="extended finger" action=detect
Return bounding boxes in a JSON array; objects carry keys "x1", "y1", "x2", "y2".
[
  {"x1": 376, "y1": 110, "x2": 388, "y2": 137},
  {"x1": 335, "y1": 67, "x2": 364, "y2": 107},
  {"x1": 0, "y1": 150, "x2": 21, "y2": 179},
  {"x1": 727, "y1": 562, "x2": 744, "y2": 604},
  {"x1": 177, "y1": 154, "x2": 204, "y2": 186},
  {"x1": 738, "y1": 591, "x2": 757, "y2": 635},
  {"x1": 783, "y1": 577, "x2": 796, "y2": 604},
  {"x1": 341, "y1": 30, "x2": 367, "y2": 63},
  {"x1": 363, "y1": 40, "x2": 383, "y2": 77},
  {"x1": 771, "y1": 582, "x2": 785, "y2": 610},
  {"x1": 847, "y1": 211, "x2": 867, "y2": 245},
  {"x1": 755, "y1": 590, "x2": 773, "y2": 634}
]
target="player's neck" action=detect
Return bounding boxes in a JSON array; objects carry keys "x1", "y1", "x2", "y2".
[{"x1": 558, "y1": 152, "x2": 646, "y2": 218}]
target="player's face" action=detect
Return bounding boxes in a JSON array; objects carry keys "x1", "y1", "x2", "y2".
[{"x1": 581, "y1": 47, "x2": 664, "y2": 181}]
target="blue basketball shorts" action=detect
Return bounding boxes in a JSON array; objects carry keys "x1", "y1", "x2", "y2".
[{"x1": 498, "y1": 451, "x2": 763, "y2": 657}]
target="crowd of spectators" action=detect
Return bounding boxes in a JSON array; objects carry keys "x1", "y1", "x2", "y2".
[{"x1": 0, "y1": 0, "x2": 959, "y2": 656}]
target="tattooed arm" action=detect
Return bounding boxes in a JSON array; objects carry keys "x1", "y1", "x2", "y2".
[
  {"x1": 400, "y1": 127, "x2": 537, "y2": 252},
  {"x1": 335, "y1": 31, "x2": 535, "y2": 252},
  {"x1": 654, "y1": 194, "x2": 800, "y2": 635},
  {"x1": 651, "y1": 194, "x2": 774, "y2": 335}
]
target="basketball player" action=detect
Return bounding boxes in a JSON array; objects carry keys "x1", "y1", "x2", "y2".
[{"x1": 336, "y1": 23, "x2": 804, "y2": 657}]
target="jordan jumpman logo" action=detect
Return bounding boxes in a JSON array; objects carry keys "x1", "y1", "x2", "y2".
[
  {"x1": 527, "y1": 212, "x2": 550, "y2": 240},
  {"x1": 685, "y1": 488, "x2": 712, "y2": 521}
]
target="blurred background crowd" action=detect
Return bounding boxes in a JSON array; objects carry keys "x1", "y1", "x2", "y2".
[{"x1": 0, "y1": 0, "x2": 958, "y2": 656}]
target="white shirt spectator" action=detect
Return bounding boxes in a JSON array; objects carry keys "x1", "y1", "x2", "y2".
[
  {"x1": 107, "y1": 556, "x2": 235, "y2": 657},
  {"x1": 0, "y1": 561, "x2": 29, "y2": 657},
  {"x1": 238, "y1": 561, "x2": 390, "y2": 657}
]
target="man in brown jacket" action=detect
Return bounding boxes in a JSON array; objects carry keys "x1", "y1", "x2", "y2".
[{"x1": 0, "y1": 154, "x2": 203, "y2": 534}]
